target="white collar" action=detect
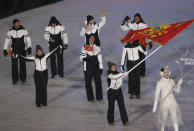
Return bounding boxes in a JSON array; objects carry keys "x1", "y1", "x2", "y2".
[
  {"x1": 89, "y1": 43, "x2": 95, "y2": 46},
  {"x1": 162, "y1": 77, "x2": 169, "y2": 80}
]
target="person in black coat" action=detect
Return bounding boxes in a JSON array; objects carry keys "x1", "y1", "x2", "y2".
[
  {"x1": 3, "y1": 19, "x2": 32, "y2": 84},
  {"x1": 44, "y1": 16, "x2": 68, "y2": 78}
]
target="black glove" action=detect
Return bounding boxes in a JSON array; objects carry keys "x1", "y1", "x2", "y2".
[
  {"x1": 121, "y1": 16, "x2": 130, "y2": 25},
  {"x1": 63, "y1": 44, "x2": 68, "y2": 50},
  {"x1": 99, "y1": 69, "x2": 103, "y2": 74},
  {"x1": 83, "y1": 54, "x2": 90, "y2": 61},
  {"x1": 26, "y1": 47, "x2": 32, "y2": 55},
  {"x1": 121, "y1": 65, "x2": 124, "y2": 72},
  {"x1": 83, "y1": 58, "x2": 87, "y2": 61},
  {"x1": 148, "y1": 42, "x2": 153, "y2": 49},
  {"x1": 124, "y1": 16, "x2": 130, "y2": 22},
  {"x1": 3, "y1": 50, "x2": 8, "y2": 57}
]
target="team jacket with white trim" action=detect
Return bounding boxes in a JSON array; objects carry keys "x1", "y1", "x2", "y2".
[
  {"x1": 120, "y1": 22, "x2": 148, "y2": 31},
  {"x1": 44, "y1": 25, "x2": 68, "y2": 46},
  {"x1": 80, "y1": 44, "x2": 103, "y2": 71},
  {"x1": 3, "y1": 26, "x2": 32, "y2": 52},
  {"x1": 21, "y1": 47, "x2": 58, "y2": 71},
  {"x1": 121, "y1": 45, "x2": 147, "y2": 65},
  {"x1": 107, "y1": 72, "x2": 128, "y2": 90},
  {"x1": 80, "y1": 17, "x2": 106, "y2": 44}
]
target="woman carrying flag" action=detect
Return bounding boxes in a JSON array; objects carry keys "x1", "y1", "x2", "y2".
[{"x1": 106, "y1": 61, "x2": 129, "y2": 126}]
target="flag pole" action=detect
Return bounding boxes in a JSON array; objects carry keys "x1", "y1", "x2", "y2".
[
  {"x1": 106, "y1": 45, "x2": 162, "y2": 91},
  {"x1": 126, "y1": 45, "x2": 162, "y2": 75}
]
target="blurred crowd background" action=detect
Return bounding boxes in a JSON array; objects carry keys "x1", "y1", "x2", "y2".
[{"x1": 0, "y1": 0, "x2": 62, "y2": 19}]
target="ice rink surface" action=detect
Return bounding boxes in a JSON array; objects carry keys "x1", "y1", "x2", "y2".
[{"x1": 0, "y1": 0, "x2": 194, "y2": 130}]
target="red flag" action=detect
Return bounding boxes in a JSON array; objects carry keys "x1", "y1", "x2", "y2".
[
  {"x1": 84, "y1": 45, "x2": 94, "y2": 51},
  {"x1": 121, "y1": 19, "x2": 194, "y2": 46}
]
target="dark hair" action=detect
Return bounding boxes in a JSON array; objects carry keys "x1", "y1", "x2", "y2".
[
  {"x1": 89, "y1": 35, "x2": 95, "y2": 39},
  {"x1": 49, "y1": 16, "x2": 61, "y2": 26},
  {"x1": 86, "y1": 15, "x2": 96, "y2": 25},
  {"x1": 11, "y1": 19, "x2": 24, "y2": 30},
  {"x1": 13, "y1": 19, "x2": 20, "y2": 25},
  {"x1": 106, "y1": 61, "x2": 117, "y2": 76},
  {"x1": 131, "y1": 13, "x2": 145, "y2": 24}
]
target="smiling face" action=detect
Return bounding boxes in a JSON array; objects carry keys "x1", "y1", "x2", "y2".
[
  {"x1": 36, "y1": 50, "x2": 43, "y2": 56},
  {"x1": 14, "y1": 21, "x2": 21, "y2": 29},
  {"x1": 111, "y1": 65, "x2": 117, "y2": 72},
  {"x1": 89, "y1": 19, "x2": 95, "y2": 25},
  {"x1": 135, "y1": 16, "x2": 140, "y2": 23},
  {"x1": 89, "y1": 36, "x2": 95, "y2": 45},
  {"x1": 51, "y1": 23, "x2": 56, "y2": 27},
  {"x1": 163, "y1": 68, "x2": 169, "y2": 78}
]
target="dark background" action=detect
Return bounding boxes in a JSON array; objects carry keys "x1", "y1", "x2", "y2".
[{"x1": 0, "y1": 0, "x2": 62, "y2": 19}]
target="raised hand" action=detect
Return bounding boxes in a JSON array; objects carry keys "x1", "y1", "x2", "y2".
[
  {"x1": 178, "y1": 78, "x2": 183, "y2": 86},
  {"x1": 101, "y1": 9, "x2": 106, "y2": 17}
]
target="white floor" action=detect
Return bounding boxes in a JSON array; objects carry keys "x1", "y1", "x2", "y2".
[{"x1": 0, "y1": 0, "x2": 194, "y2": 130}]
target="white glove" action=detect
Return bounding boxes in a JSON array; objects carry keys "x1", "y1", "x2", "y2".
[
  {"x1": 59, "y1": 45, "x2": 63, "y2": 49},
  {"x1": 144, "y1": 51, "x2": 148, "y2": 56},
  {"x1": 153, "y1": 104, "x2": 157, "y2": 113},
  {"x1": 121, "y1": 65, "x2": 124, "y2": 72},
  {"x1": 178, "y1": 78, "x2": 183, "y2": 86}
]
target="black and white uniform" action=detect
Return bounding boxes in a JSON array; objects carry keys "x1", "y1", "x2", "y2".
[
  {"x1": 3, "y1": 26, "x2": 32, "y2": 83},
  {"x1": 44, "y1": 24, "x2": 68, "y2": 78},
  {"x1": 80, "y1": 17, "x2": 106, "y2": 46},
  {"x1": 80, "y1": 44, "x2": 103, "y2": 101},
  {"x1": 21, "y1": 47, "x2": 58, "y2": 107},
  {"x1": 107, "y1": 72, "x2": 128, "y2": 124},
  {"x1": 121, "y1": 22, "x2": 148, "y2": 76},
  {"x1": 121, "y1": 44, "x2": 147, "y2": 96}
]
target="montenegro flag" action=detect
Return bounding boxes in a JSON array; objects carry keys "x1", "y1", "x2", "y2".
[{"x1": 120, "y1": 19, "x2": 194, "y2": 46}]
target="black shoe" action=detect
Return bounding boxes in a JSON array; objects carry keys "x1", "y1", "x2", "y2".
[
  {"x1": 96, "y1": 100, "x2": 104, "y2": 104},
  {"x1": 36, "y1": 104, "x2": 41, "y2": 108},
  {"x1": 43, "y1": 103, "x2": 47, "y2": 106},
  {"x1": 130, "y1": 95, "x2": 134, "y2": 99},
  {"x1": 12, "y1": 81, "x2": 18, "y2": 84},
  {"x1": 21, "y1": 80, "x2": 26, "y2": 84},
  {"x1": 123, "y1": 122, "x2": 129, "y2": 126},
  {"x1": 88, "y1": 100, "x2": 95, "y2": 103},
  {"x1": 108, "y1": 122, "x2": 115, "y2": 126},
  {"x1": 59, "y1": 75, "x2": 64, "y2": 78},
  {"x1": 51, "y1": 75, "x2": 56, "y2": 79},
  {"x1": 136, "y1": 95, "x2": 141, "y2": 99}
]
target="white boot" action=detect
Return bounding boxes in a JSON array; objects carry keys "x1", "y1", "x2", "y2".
[
  {"x1": 160, "y1": 125, "x2": 165, "y2": 131},
  {"x1": 173, "y1": 123, "x2": 179, "y2": 131}
]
